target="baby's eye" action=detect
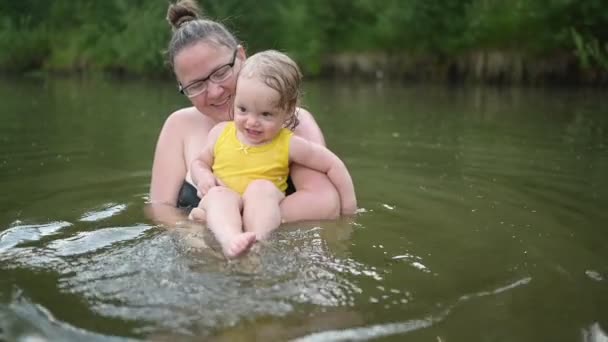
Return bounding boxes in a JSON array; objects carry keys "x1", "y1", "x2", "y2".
[
  {"x1": 236, "y1": 106, "x2": 246, "y2": 113},
  {"x1": 262, "y1": 112, "x2": 273, "y2": 117}
]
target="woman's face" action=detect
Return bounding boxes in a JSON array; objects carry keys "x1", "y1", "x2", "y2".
[{"x1": 173, "y1": 41, "x2": 245, "y2": 122}]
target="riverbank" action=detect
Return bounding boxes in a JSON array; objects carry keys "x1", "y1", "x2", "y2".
[
  {"x1": 321, "y1": 50, "x2": 608, "y2": 85},
  {"x1": 2, "y1": 50, "x2": 606, "y2": 86}
]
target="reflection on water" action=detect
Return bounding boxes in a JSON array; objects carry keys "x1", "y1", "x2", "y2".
[{"x1": 1, "y1": 77, "x2": 607, "y2": 341}]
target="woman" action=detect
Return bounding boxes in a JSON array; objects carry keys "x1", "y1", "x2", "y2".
[{"x1": 147, "y1": 0, "x2": 343, "y2": 225}]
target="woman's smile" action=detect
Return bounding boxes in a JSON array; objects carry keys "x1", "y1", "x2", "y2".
[{"x1": 213, "y1": 95, "x2": 231, "y2": 108}]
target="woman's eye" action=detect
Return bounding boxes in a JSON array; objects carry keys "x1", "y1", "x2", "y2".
[
  {"x1": 189, "y1": 81, "x2": 205, "y2": 91},
  {"x1": 211, "y1": 66, "x2": 231, "y2": 81},
  {"x1": 214, "y1": 66, "x2": 229, "y2": 77}
]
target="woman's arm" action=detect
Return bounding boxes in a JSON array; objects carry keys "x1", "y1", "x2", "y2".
[
  {"x1": 280, "y1": 108, "x2": 341, "y2": 222},
  {"x1": 147, "y1": 111, "x2": 190, "y2": 226},
  {"x1": 289, "y1": 136, "x2": 357, "y2": 215},
  {"x1": 150, "y1": 111, "x2": 188, "y2": 206}
]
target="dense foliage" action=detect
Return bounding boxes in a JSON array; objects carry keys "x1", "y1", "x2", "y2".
[{"x1": 0, "y1": 0, "x2": 606, "y2": 79}]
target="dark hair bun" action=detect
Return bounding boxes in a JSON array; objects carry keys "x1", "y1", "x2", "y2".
[{"x1": 166, "y1": 0, "x2": 202, "y2": 30}]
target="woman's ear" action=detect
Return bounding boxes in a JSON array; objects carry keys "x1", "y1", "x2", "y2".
[{"x1": 237, "y1": 45, "x2": 247, "y2": 62}]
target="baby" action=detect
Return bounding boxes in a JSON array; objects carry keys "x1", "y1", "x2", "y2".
[{"x1": 190, "y1": 50, "x2": 356, "y2": 257}]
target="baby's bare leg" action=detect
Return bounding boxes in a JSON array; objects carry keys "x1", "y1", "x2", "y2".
[
  {"x1": 242, "y1": 180, "x2": 285, "y2": 240},
  {"x1": 202, "y1": 186, "x2": 255, "y2": 258}
]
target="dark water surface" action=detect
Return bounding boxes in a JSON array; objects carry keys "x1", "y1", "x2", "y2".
[{"x1": 0, "y1": 76, "x2": 607, "y2": 341}]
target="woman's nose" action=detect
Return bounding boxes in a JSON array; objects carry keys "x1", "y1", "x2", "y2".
[{"x1": 206, "y1": 82, "x2": 223, "y2": 99}]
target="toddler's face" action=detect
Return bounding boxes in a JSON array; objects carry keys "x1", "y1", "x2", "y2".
[{"x1": 233, "y1": 76, "x2": 289, "y2": 145}]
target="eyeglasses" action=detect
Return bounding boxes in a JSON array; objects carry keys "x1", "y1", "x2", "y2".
[{"x1": 178, "y1": 49, "x2": 238, "y2": 98}]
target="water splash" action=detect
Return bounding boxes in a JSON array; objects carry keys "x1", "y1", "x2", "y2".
[
  {"x1": 1, "y1": 224, "x2": 379, "y2": 337},
  {"x1": 582, "y1": 323, "x2": 608, "y2": 342}
]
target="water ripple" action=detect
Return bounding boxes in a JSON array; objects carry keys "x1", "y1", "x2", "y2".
[
  {"x1": 79, "y1": 203, "x2": 127, "y2": 222},
  {"x1": 0, "y1": 292, "x2": 135, "y2": 342},
  {"x1": 293, "y1": 318, "x2": 436, "y2": 342},
  {"x1": 47, "y1": 224, "x2": 153, "y2": 257},
  {"x1": 0, "y1": 221, "x2": 72, "y2": 253},
  {"x1": 292, "y1": 276, "x2": 532, "y2": 341}
]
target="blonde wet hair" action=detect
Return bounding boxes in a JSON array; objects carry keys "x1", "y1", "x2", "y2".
[{"x1": 239, "y1": 50, "x2": 302, "y2": 130}]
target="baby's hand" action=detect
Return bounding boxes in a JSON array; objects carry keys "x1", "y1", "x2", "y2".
[{"x1": 196, "y1": 174, "x2": 219, "y2": 198}]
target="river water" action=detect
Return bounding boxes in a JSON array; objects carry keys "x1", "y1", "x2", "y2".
[{"x1": 0, "y1": 76, "x2": 607, "y2": 341}]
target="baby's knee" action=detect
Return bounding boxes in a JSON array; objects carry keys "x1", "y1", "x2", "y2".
[
  {"x1": 243, "y1": 180, "x2": 281, "y2": 197},
  {"x1": 203, "y1": 186, "x2": 242, "y2": 208},
  {"x1": 206, "y1": 186, "x2": 238, "y2": 199}
]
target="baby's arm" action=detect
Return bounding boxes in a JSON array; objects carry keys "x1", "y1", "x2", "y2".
[
  {"x1": 289, "y1": 136, "x2": 357, "y2": 215},
  {"x1": 190, "y1": 122, "x2": 227, "y2": 197}
]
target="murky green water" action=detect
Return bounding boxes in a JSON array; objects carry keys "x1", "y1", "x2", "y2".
[{"x1": 0, "y1": 76, "x2": 607, "y2": 341}]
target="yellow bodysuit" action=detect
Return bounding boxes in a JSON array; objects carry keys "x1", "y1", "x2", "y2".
[{"x1": 213, "y1": 122, "x2": 293, "y2": 195}]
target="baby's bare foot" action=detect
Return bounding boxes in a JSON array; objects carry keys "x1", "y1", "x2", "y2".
[
  {"x1": 224, "y1": 232, "x2": 256, "y2": 258},
  {"x1": 189, "y1": 207, "x2": 207, "y2": 222}
]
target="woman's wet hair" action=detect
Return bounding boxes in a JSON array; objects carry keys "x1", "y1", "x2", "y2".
[
  {"x1": 165, "y1": 0, "x2": 238, "y2": 68},
  {"x1": 240, "y1": 50, "x2": 302, "y2": 130}
]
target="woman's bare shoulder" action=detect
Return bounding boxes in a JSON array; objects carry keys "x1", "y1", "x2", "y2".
[
  {"x1": 296, "y1": 107, "x2": 314, "y2": 121},
  {"x1": 166, "y1": 106, "x2": 208, "y2": 124},
  {"x1": 163, "y1": 106, "x2": 215, "y2": 132},
  {"x1": 293, "y1": 107, "x2": 326, "y2": 146}
]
